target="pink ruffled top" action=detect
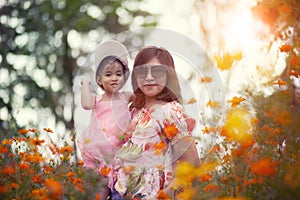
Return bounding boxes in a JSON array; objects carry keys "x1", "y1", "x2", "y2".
[{"x1": 78, "y1": 92, "x2": 130, "y2": 188}]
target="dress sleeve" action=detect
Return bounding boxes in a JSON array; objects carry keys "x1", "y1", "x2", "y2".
[
  {"x1": 158, "y1": 101, "x2": 191, "y2": 145},
  {"x1": 94, "y1": 95, "x2": 102, "y2": 103}
]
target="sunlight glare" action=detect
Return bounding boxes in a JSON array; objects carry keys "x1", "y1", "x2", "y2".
[{"x1": 222, "y1": 5, "x2": 263, "y2": 52}]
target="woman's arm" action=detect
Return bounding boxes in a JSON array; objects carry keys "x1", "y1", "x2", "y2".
[
  {"x1": 173, "y1": 136, "x2": 200, "y2": 167},
  {"x1": 81, "y1": 79, "x2": 95, "y2": 110}
]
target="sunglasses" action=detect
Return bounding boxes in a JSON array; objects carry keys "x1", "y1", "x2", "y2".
[{"x1": 133, "y1": 65, "x2": 167, "y2": 79}]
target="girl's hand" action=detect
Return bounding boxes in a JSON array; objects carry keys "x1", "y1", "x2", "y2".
[{"x1": 81, "y1": 78, "x2": 91, "y2": 86}]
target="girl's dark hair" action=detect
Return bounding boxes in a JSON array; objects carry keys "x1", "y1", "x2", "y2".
[
  {"x1": 95, "y1": 55, "x2": 129, "y2": 89},
  {"x1": 131, "y1": 46, "x2": 182, "y2": 110}
]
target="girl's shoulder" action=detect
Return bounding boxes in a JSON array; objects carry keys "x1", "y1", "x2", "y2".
[{"x1": 94, "y1": 94, "x2": 103, "y2": 103}]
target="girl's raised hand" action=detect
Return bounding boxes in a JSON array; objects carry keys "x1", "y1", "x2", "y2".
[{"x1": 81, "y1": 78, "x2": 91, "y2": 86}]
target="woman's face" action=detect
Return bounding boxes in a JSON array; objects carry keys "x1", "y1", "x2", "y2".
[{"x1": 134, "y1": 58, "x2": 167, "y2": 98}]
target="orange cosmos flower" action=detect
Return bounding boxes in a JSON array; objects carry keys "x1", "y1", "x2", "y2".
[
  {"x1": 164, "y1": 123, "x2": 179, "y2": 140},
  {"x1": 10, "y1": 182, "x2": 19, "y2": 189},
  {"x1": 99, "y1": 165, "x2": 111, "y2": 177},
  {"x1": 153, "y1": 141, "x2": 167, "y2": 155},
  {"x1": 202, "y1": 126, "x2": 219, "y2": 134},
  {"x1": 18, "y1": 129, "x2": 29, "y2": 135},
  {"x1": 43, "y1": 165, "x2": 54, "y2": 174},
  {"x1": 250, "y1": 158, "x2": 277, "y2": 176},
  {"x1": 289, "y1": 70, "x2": 299, "y2": 78},
  {"x1": 0, "y1": 146, "x2": 9, "y2": 154},
  {"x1": 199, "y1": 76, "x2": 213, "y2": 83},
  {"x1": 227, "y1": 96, "x2": 246, "y2": 107},
  {"x1": 2, "y1": 139, "x2": 12, "y2": 145},
  {"x1": 273, "y1": 80, "x2": 286, "y2": 86},
  {"x1": 157, "y1": 189, "x2": 170, "y2": 199},
  {"x1": 59, "y1": 146, "x2": 73, "y2": 155},
  {"x1": 32, "y1": 174, "x2": 42, "y2": 184},
  {"x1": 18, "y1": 162, "x2": 30, "y2": 170},
  {"x1": 203, "y1": 183, "x2": 218, "y2": 192},
  {"x1": 31, "y1": 188, "x2": 49, "y2": 199},
  {"x1": 73, "y1": 178, "x2": 84, "y2": 192},
  {"x1": 28, "y1": 128, "x2": 38, "y2": 133},
  {"x1": 202, "y1": 126, "x2": 211, "y2": 134},
  {"x1": 2, "y1": 166, "x2": 15, "y2": 175},
  {"x1": 30, "y1": 137, "x2": 45, "y2": 146},
  {"x1": 198, "y1": 174, "x2": 212, "y2": 182},
  {"x1": 44, "y1": 178, "x2": 63, "y2": 199},
  {"x1": 273, "y1": 128, "x2": 281, "y2": 134},
  {"x1": 264, "y1": 111, "x2": 272, "y2": 118},
  {"x1": 66, "y1": 171, "x2": 76, "y2": 182},
  {"x1": 206, "y1": 100, "x2": 221, "y2": 108},
  {"x1": 48, "y1": 143, "x2": 59, "y2": 155},
  {"x1": 214, "y1": 52, "x2": 242, "y2": 71},
  {"x1": 212, "y1": 145, "x2": 221, "y2": 153},
  {"x1": 289, "y1": 55, "x2": 300, "y2": 68},
  {"x1": 187, "y1": 98, "x2": 196, "y2": 104},
  {"x1": 25, "y1": 153, "x2": 45, "y2": 163},
  {"x1": 77, "y1": 160, "x2": 84, "y2": 166},
  {"x1": 262, "y1": 124, "x2": 272, "y2": 132},
  {"x1": 0, "y1": 186, "x2": 8, "y2": 193},
  {"x1": 66, "y1": 171, "x2": 76, "y2": 177},
  {"x1": 279, "y1": 44, "x2": 292, "y2": 53},
  {"x1": 43, "y1": 128, "x2": 53, "y2": 133},
  {"x1": 95, "y1": 193, "x2": 101, "y2": 200}
]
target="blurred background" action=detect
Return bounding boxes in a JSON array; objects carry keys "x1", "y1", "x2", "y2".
[{"x1": 1, "y1": 0, "x2": 299, "y2": 147}]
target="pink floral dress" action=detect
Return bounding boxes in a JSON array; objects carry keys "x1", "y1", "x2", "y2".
[
  {"x1": 77, "y1": 92, "x2": 130, "y2": 189},
  {"x1": 113, "y1": 101, "x2": 191, "y2": 199}
]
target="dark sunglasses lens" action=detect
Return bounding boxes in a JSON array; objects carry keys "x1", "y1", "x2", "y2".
[
  {"x1": 151, "y1": 65, "x2": 166, "y2": 78},
  {"x1": 134, "y1": 66, "x2": 147, "y2": 78},
  {"x1": 134, "y1": 65, "x2": 166, "y2": 79}
]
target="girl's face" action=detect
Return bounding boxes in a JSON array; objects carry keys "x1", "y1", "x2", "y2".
[
  {"x1": 134, "y1": 58, "x2": 167, "y2": 98},
  {"x1": 97, "y1": 62, "x2": 125, "y2": 93}
]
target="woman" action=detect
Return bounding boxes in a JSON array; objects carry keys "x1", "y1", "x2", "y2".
[{"x1": 112, "y1": 46, "x2": 200, "y2": 199}]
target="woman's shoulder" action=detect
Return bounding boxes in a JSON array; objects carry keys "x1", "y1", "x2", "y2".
[
  {"x1": 152, "y1": 101, "x2": 183, "y2": 118},
  {"x1": 162, "y1": 101, "x2": 183, "y2": 110}
]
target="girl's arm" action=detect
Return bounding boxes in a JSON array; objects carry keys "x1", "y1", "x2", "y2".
[{"x1": 81, "y1": 79, "x2": 95, "y2": 110}]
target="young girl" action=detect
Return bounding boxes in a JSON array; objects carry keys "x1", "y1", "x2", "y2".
[
  {"x1": 113, "y1": 46, "x2": 200, "y2": 199},
  {"x1": 78, "y1": 40, "x2": 132, "y2": 199}
]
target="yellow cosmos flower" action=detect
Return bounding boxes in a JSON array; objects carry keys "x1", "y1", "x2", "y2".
[{"x1": 221, "y1": 107, "x2": 255, "y2": 146}]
